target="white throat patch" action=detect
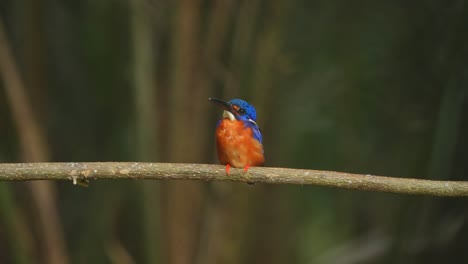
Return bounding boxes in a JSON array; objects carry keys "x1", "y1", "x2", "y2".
[{"x1": 223, "y1": 110, "x2": 236, "y2": 121}]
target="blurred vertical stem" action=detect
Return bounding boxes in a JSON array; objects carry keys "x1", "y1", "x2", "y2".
[
  {"x1": 226, "y1": 0, "x2": 260, "y2": 97},
  {"x1": 248, "y1": 1, "x2": 291, "y2": 263},
  {"x1": 168, "y1": 0, "x2": 202, "y2": 162},
  {"x1": 415, "y1": 71, "x2": 466, "y2": 241},
  {"x1": 399, "y1": 6, "x2": 468, "y2": 262},
  {"x1": 195, "y1": 1, "x2": 241, "y2": 264},
  {"x1": 0, "y1": 18, "x2": 35, "y2": 264},
  {"x1": 0, "y1": 183, "x2": 32, "y2": 264},
  {"x1": 221, "y1": 3, "x2": 262, "y2": 262},
  {"x1": 131, "y1": 0, "x2": 161, "y2": 263},
  {"x1": 165, "y1": 1, "x2": 204, "y2": 264},
  {"x1": 250, "y1": 0, "x2": 288, "y2": 123},
  {"x1": 426, "y1": 76, "x2": 466, "y2": 181},
  {"x1": 0, "y1": 18, "x2": 69, "y2": 264},
  {"x1": 21, "y1": 0, "x2": 48, "y2": 119}
]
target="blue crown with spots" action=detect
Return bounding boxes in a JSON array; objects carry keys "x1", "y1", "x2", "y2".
[{"x1": 228, "y1": 98, "x2": 257, "y2": 121}]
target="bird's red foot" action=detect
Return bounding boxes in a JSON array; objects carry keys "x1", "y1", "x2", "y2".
[
  {"x1": 225, "y1": 164, "x2": 231, "y2": 175},
  {"x1": 243, "y1": 164, "x2": 250, "y2": 173}
]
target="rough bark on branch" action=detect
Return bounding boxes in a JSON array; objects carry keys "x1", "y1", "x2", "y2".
[{"x1": 0, "y1": 162, "x2": 467, "y2": 197}]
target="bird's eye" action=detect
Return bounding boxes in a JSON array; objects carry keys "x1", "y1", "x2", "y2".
[{"x1": 238, "y1": 108, "x2": 246, "y2": 115}]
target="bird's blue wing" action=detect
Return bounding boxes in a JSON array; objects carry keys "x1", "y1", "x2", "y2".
[
  {"x1": 252, "y1": 126, "x2": 263, "y2": 143},
  {"x1": 245, "y1": 121, "x2": 262, "y2": 143}
]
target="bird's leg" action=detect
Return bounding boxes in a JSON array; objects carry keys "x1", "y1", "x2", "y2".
[
  {"x1": 243, "y1": 164, "x2": 254, "y2": 185},
  {"x1": 225, "y1": 164, "x2": 231, "y2": 175}
]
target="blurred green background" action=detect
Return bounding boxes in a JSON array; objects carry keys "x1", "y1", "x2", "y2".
[{"x1": 0, "y1": 0, "x2": 467, "y2": 263}]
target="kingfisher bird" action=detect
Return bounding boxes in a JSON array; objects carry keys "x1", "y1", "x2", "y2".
[{"x1": 209, "y1": 98, "x2": 264, "y2": 174}]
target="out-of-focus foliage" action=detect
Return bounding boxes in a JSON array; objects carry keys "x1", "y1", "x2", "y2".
[{"x1": 0, "y1": 0, "x2": 467, "y2": 263}]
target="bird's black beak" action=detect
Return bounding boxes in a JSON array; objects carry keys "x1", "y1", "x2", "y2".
[{"x1": 208, "y1": 98, "x2": 233, "y2": 113}]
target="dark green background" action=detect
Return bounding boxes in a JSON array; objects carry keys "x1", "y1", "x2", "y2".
[{"x1": 0, "y1": 0, "x2": 467, "y2": 263}]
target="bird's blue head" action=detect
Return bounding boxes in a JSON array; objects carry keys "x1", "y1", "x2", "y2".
[
  {"x1": 227, "y1": 99, "x2": 257, "y2": 122},
  {"x1": 209, "y1": 98, "x2": 257, "y2": 122},
  {"x1": 209, "y1": 97, "x2": 262, "y2": 142}
]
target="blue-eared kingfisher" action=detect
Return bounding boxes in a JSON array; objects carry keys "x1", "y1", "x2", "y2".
[{"x1": 209, "y1": 98, "x2": 264, "y2": 174}]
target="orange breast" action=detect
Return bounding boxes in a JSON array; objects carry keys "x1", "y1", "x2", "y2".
[{"x1": 215, "y1": 119, "x2": 264, "y2": 168}]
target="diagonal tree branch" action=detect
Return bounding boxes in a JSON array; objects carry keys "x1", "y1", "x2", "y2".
[{"x1": 0, "y1": 162, "x2": 467, "y2": 197}]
